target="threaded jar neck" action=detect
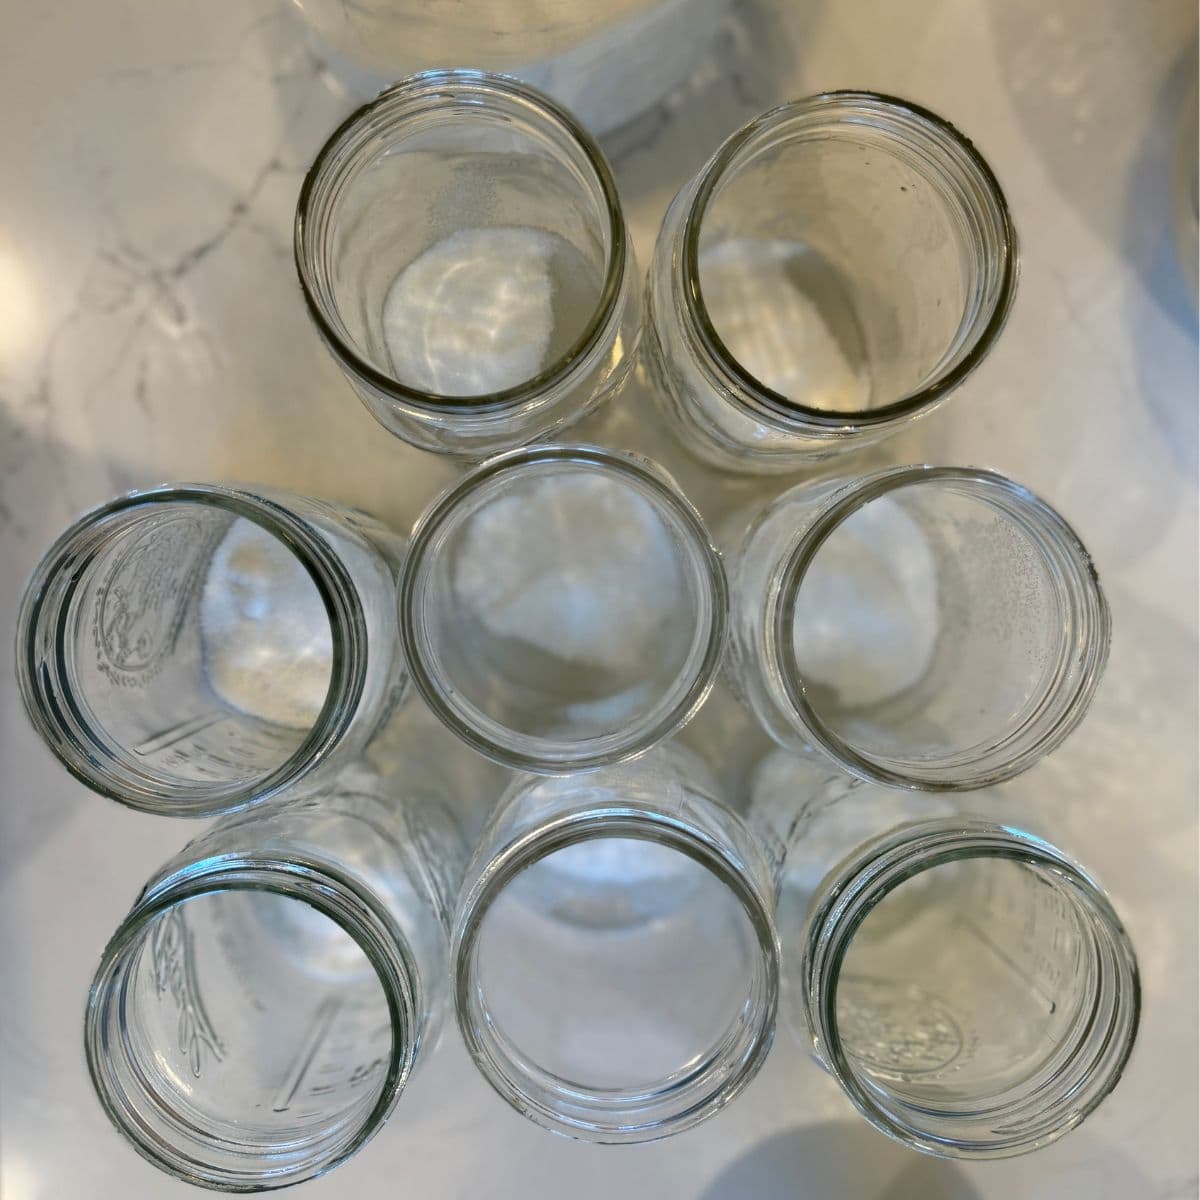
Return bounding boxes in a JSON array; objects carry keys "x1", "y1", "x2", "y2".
[
  {"x1": 84, "y1": 857, "x2": 419, "y2": 1191},
  {"x1": 399, "y1": 444, "x2": 727, "y2": 773},
  {"x1": 672, "y1": 90, "x2": 1017, "y2": 436},
  {"x1": 15, "y1": 485, "x2": 366, "y2": 817},
  {"x1": 800, "y1": 819, "x2": 1140, "y2": 1158},
  {"x1": 452, "y1": 805, "x2": 779, "y2": 1142},
  {"x1": 766, "y1": 466, "x2": 1110, "y2": 789},
  {"x1": 295, "y1": 69, "x2": 629, "y2": 417}
]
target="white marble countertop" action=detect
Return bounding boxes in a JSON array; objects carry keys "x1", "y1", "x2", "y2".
[{"x1": 1, "y1": 1, "x2": 1197, "y2": 1196}]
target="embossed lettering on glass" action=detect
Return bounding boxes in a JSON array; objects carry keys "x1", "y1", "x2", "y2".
[
  {"x1": 399, "y1": 444, "x2": 726, "y2": 773},
  {"x1": 451, "y1": 746, "x2": 779, "y2": 1142},
  {"x1": 295, "y1": 70, "x2": 639, "y2": 457},
  {"x1": 646, "y1": 91, "x2": 1018, "y2": 472},
  {"x1": 84, "y1": 767, "x2": 464, "y2": 1190},
  {"x1": 796, "y1": 819, "x2": 1140, "y2": 1158},
  {"x1": 16, "y1": 485, "x2": 407, "y2": 817},
  {"x1": 726, "y1": 466, "x2": 1109, "y2": 789}
]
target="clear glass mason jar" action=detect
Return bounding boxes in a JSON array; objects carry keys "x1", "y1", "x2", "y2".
[
  {"x1": 645, "y1": 91, "x2": 1018, "y2": 473},
  {"x1": 399, "y1": 444, "x2": 726, "y2": 773},
  {"x1": 289, "y1": 0, "x2": 729, "y2": 137},
  {"x1": 451, "y1": 745, "x2": 779, "y2": 1142},
  {"x1": 725, "y1": 466, "x2": 1110, "y2": 789},
  {"x1": 795, "y1": 818, "x2": 1140, "y2": 1159},
  {"x1": 84, "y1": 765, "x2": 465, "y2": 1190},
  {"x1": 16, "y1": 485, "x2": 407, "y2": 817},
  {"x1": 295, "y1": 70, "x2": 640, "y2": 458}
]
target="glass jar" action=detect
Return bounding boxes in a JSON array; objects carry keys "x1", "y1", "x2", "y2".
[
  {"x1": 451, "y1": 745, "x2": 779, "y2": 1142},
  {"x1": 16, "y1": 485, "x2": 406, "y2": 817},
  {"x1": 295, "y1": 70, "x2": 640, "y2": 458},
  {"x1": 289, "y1": 0, "x2": 730, "y2": 137},
  {"x1": 725, "y1": 466, "x2": 1110, "y2": 789},
  {"x1": 84, "y1": 765, "x2": 465, "y2": 1190},
  {"x1": 797, "y1": 818, "x2": 1140, "y2": 1158},
  {"x1": 399, "y1": 444, "x2": 726, "y2": 772},
  {"x1": 646, "y1": 91, "x2": 1018, "y2": 472}
]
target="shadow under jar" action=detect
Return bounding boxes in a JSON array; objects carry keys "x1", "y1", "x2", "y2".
[
  {"x1": 295, "y1": 70, "x2": 639, "y2": 458},
  {"x1": 451, "y1": 745, "x2": 779, "y2": 1142},
  {"x1": 646, "y1": 91, "x2": 1018, "y2": 472},
  {"x1": 16, "y1": 485, "x2": 406, "y2": 817},
  {"x1": 798, "y1": 819, "x2": 1140, "y2": 1159},
  {"x1": 399, "y1": 444, "x2": 726, "y2": 773},
  {"x1": 725, "y1": 466, "x2": 1110, "y2": 790},
  {"x1": 84, "y1": 767, "x2": 465, "y2": 1190}
]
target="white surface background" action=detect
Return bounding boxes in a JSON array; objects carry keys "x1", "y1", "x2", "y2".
[{"x1": 1, "y1": 1, "x2": 1197, "y2": 1196}]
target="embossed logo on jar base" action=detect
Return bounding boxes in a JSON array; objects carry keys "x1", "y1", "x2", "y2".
[{"x1": 837, "y1": 976, "x2": 964, "y2": 1076}]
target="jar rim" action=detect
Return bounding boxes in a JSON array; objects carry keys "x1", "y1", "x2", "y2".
[
  {"x1": 84, "y1": 857, "x2": 419, "y2": 1190},
  {"x1": 15, "y1": 484, "x2": 367, "y2": 817},
  {"x1": 451, "y1": 807, "x2": 780, "y2": 1142},
  {"x1": 799, "y1": 818, "x2": 1141, "y2": 1158},
  {"x1": 398, "y1": 444, "x2": 728, "y2": 773},
  {"x1": 679, "y1": 90, "x2": 1019, "y2": 433},
  {"x1": 294, "y1": 68, "x2": 629, "y2": 416},
  {"x1": 769, "y1": 465, "x2": 1111, "y2": 789}
]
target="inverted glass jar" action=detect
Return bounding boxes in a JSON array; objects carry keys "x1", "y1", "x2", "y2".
[
  {"x1": 726, "y1": 466, "x2": 1110, "y2": 789},
  {"x1": 451, "y1": 745, "x2": 779, "y2": 1142},
  {"x1": 289, "y1": 0, "x2": 730, "y2": 137},
  {"x1": 646, "y1": 91, "x2": 1018, "y2": 472},
  {"x1": 797, "y1": 818, "x2": 1140, "y2": 1159},
  {"x1": 399, "y1": 445, "x2": 726, "y2": 773},
  {"x1": 295, "y1": 70, "x2": 639, "y2": 458},
  {"x1": 16, "y1": 485, "x2": 406, "y2": 817},
  {"x1": 85, "y1": 767, "x2": 465, "y2": 1190}
]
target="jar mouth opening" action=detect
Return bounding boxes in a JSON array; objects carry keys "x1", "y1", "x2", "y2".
[
  {"x1": 679, "y1": 90, "x2": 1018, "y2": 432},
  {"x1": 801, "y1": 819, "x2": 1140, "y2": 1158},
  {"x1": 15, "y1": 485, "x2": 367, "y2": 817},
  {"x1": 84, "y1": 861, "x2": 417, "y2": 1190},
  {"x1": 294, "y1": 69, "x2": 629, "y2": 415},
  {"x1": 453, "y1": 810, "x2": 779, "y2": 1142},
  {"x1": 398, "y1": 445, "x2": 728, "y2": 773},
  {"x1": 771, "y1": 466, "x2": 1110, "y2": 790}
]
